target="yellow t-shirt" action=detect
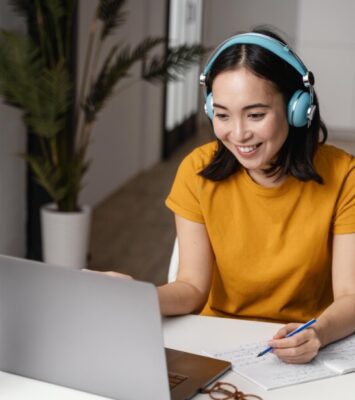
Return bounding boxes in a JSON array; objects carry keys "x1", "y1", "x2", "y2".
[{"x1": 165, "y1": 142, "x2": 355, "y2": 323}]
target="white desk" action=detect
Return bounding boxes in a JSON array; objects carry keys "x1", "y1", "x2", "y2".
[
  {"x1": 164, "y1": 315, "x2": 355, "y2": 400},
  {"x1": 0, "y1": 315, "x2": 353, "y2": 399}
]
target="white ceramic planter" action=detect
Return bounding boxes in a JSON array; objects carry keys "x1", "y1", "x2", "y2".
[{"x1": 40, "y1": 204, "x2": 91, "y2": 269}]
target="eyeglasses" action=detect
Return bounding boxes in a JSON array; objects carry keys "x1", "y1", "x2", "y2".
[{"x1": 200, "y1": 381, "x2": 263, "y2": 400}]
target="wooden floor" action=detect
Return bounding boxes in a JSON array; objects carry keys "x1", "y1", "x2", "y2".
[
  {"x1": 88, "y1": 130, "x2": 355, "y2": 286},
  {"x1": 88, "y1": 128, "x2": 213, "y2": 285}
]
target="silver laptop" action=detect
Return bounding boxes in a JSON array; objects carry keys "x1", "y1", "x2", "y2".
[{"x1": 0, "y1": 255, "x2": 231, "y2": 400}]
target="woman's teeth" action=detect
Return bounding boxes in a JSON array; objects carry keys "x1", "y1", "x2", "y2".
[{"x1": 237, "y1": 144, "x2": 260, "y2": 153}]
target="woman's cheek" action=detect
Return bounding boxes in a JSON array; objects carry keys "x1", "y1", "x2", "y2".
[{"x1": 212, "y1": 121, "x2": 225, "y2": 139}]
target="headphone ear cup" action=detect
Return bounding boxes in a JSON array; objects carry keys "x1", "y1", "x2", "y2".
[
  {"x1": 287, "y1": 90, "x2": 311, "y2": 127},
  {"x1": 205, "y1": 93, "x2": 214, "y2": 120}
]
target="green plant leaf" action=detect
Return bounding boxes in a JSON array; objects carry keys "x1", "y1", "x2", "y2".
[
  {"x1": 0, "y1": 30, "x2": 72, "y2": 138},
  {"x1": 142, "y1": 44, "x2": 206, "y2": 83},
  {"x1": 97, "y1": 0, "x2": 127, "y2": 40},
  {"x1": 9, "y1": 0, "x2": 34, "y2": 19},
  {"x1": 0, "y1": 30, "x2": 43, "y2": 108},
  {"x1": 25, "y1": 61, "x2": 72, "y2": 138},
  {"x1": 83, "y1": 37, "x2": 165, "y2": 122},
  {"x1": 9, "y1": 0, "x2": 31, "y2": 17},
  {"x1": 45, "y1": 0, "x2": 66, "y2": 19},
  {"x1": 23, "y1": 154, "x2": 68, "y2": 203}
]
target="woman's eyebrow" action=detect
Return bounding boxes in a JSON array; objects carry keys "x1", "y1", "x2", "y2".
[
  {"x1": 213, "y1": 102, "x2": 271, "y2": 110},
  {"x1": 213, "y1": 102, "x2": 228, "y2": 110},
  {"x1": 243, "y1": 103, "x2": 270, "y2": 110}
]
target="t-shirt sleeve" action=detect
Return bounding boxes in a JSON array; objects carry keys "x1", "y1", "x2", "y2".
[
  {"x1": 333, "y1": 156, "x2": 355, "y2": 234},
  {"x1": 165, "y1": 151, "x2": 205, "y2": 223}
]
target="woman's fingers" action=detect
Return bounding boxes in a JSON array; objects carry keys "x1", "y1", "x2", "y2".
[
  {"x1": 270, "y1": 325, "x2": 321, "y2": 363},
  {"x1": 272, "y1": 323, "x2": 301, "y2": 339},
  {"x1": 102, "y1": 270, "x2": 133, "y2": 279},
  {"x1": 82, "y1": 269, "x2": 133, "y2": 279}
]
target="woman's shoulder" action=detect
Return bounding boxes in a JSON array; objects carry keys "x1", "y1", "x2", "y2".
[
  {"x1": 180, "y1": 140, "x2": 218, "y2": 171},
  {"x1": 315, "y1": 143, "x2": 354, "y2": 176},
  {"x1": 318, "y1": 143, "x2": 354, "y2": 159}
]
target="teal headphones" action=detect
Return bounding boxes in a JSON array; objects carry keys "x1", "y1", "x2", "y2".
[{"x1": 200, "y1": 33, "x2": 316, "y2": 128}]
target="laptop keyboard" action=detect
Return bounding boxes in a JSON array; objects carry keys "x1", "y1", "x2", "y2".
[{"x1": 168, "y1": 372, "x2": 188, "y2": 389}]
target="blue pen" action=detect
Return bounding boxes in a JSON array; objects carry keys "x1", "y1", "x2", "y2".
[{"x1": 256, "y1": 318, "x2": 317, "y2": 357}]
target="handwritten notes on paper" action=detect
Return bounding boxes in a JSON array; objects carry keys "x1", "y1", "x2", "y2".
[{"x1": 211, "y1": 334, "x2": 355, "y2": 390}]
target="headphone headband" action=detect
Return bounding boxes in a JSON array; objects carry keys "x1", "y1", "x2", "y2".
[{"x1": 201, "y1": 33, "x2": 309, "y2": 84}]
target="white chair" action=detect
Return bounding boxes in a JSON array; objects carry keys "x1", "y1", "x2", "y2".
[{"x1": 167, "y1": 238, "x2": 179, "y2": 283}]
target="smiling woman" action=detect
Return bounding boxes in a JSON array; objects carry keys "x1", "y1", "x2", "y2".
[
  {"x1": 158, "y1": 27, "x2": 355, "y2": 365},
  {"x1": 211, "y1": 68, "x2": 289, "y2": 187}
]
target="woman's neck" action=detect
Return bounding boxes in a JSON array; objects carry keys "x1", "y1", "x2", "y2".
[{"x1": 247, "y1": 168, "x2": 287, "y2": 188}]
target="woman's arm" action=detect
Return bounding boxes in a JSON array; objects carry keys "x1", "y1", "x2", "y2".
[
  {"x1": 270, "y1": 233, "x2": 355, "y2": 363},
  {"x1": 157, "y1": 214, "x2": 214, "y2": 316},
  {"x1": 312, "y1": 232, "x2": 355, "y2": 344}
]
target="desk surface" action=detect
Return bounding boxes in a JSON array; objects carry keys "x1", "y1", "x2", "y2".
[{"x1": 0, "y1": 315, "x2": 353, "y2": 400}]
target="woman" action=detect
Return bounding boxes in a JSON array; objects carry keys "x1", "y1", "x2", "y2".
[{"x1": 158, "y1": 28, "x2": 355, "y2": 364}]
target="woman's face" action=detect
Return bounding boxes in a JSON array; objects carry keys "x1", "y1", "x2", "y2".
[{"x1": 211, "y1": 67, "x2": 289, "y2": 185}]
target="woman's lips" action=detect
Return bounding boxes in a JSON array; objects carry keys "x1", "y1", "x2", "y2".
[{"x1": 235, "y1": 143, "x2": 262, "y2": 158}]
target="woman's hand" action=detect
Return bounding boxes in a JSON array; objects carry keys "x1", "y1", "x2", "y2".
[
  {"x1": 268, "y1": 323, "x2": 322, "y2": 364},
  {"x1": 100, "y1": 270, "x2": 133, "y2": 279},
  {"x1": 82, "y1": 269, "x2": 133, "y2": 279}
]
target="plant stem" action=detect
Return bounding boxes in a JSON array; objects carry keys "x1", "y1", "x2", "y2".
[
  {"x1": 52, "y1": 11, "x2": 64, "y2": 61},
  {"x1": 38, "y1": 136, "x2": 50, "y2": 164},
  {"x1": 79, "y1": 121, "x2": 93, "y2": 158},
  {"x1": 65, "y1": 0, "x2": 76, "y2": 60},
  {"x1": 34, "y1": 0, "x2": 47, "y2": 62},
  {"x1": 49, "y1": 138, "x2": 59, "y2": 167},
  {"x1": 35, "y1": 0, "x2": 54, "y2": 67},
  {"x1": 75, "y1": 3, "x2": 99, "y2": 150},
  {"x1": 90, "y1": 20, "x2": 104, "y2": 83}
]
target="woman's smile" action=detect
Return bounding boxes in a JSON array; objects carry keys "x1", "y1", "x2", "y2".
[{"x1": 235, "y1": 143, "x2": 263, "y2": 156}]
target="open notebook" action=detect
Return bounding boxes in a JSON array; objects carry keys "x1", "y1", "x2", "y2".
[{"x1": 210, "y1": 333, "x2": 355, "y2": 390}]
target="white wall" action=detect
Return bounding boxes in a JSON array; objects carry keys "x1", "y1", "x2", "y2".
[
  {"x1": 296, "y1": 0, "x2": 355, "y2": 134},
  {"x1": 202, "y1": 0, "x2": 300, "y2": 47},
  {"x1": 0, "y1": 1, "x2": 26, "y2": 256},
  {"x1": 79, "y1": 0, "x2": 166, "y2": 206}
]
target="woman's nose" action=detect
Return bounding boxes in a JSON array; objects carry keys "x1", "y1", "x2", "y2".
[{"x1": 231, "y1": 120, "x2": 251, "y2": 142}]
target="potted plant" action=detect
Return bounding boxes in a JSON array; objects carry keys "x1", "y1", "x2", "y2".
[{"x1": 0, "y1": 0, "x2": 205, "y2": 268}]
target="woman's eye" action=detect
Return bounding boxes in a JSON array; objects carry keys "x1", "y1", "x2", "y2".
[
  {"x1": 215, "y1": 113, "x2": 229, "y2": 120},
  {"x1": 249, "y1": 113, "x2": 265, "y2": 120}
]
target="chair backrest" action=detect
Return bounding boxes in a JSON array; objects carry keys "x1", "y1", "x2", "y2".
[{"x1": 167, "y1": 238, "x2": 179, "y2": 283}]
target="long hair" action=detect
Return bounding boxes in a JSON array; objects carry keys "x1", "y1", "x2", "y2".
[{"x1": 200, "y1": 28, "x2": 327, "y2": 184}]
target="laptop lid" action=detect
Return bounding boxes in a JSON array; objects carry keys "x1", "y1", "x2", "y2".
[
  {"x1": 0, "y1": 255, "x2": 231, "y2": 400},
  {"x1": 0, "y1": 255, "x2": 170, "y2": 400}
]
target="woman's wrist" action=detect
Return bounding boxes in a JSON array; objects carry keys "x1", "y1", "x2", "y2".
[{"x1": 312, "y1": 317, "x2": 330, "y2": 348}]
